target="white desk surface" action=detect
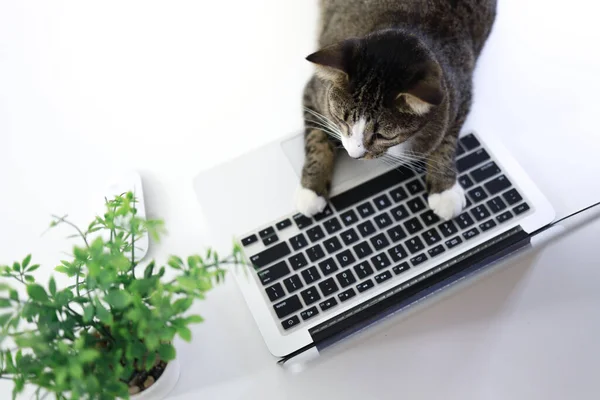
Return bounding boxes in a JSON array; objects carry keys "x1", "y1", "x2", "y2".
[{"x1": 1, "y1": 1, "x2": 599, "y2": 399}]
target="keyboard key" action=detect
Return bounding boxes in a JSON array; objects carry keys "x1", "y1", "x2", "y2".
[
  {"x1": 456, "y1": 143, "x2": 466, "y2": 156},
  {"x1": 301, "y1": 306, "x2": 319, "y2": 321},
  {"x1": 390, "y1": 187, "x2": 408, "y2": 202},
  {"x1": 306, "y1": 244, "x2": 325, "y2": 262},
  {"x1": 480, "y1": 220, "x2": 497, "y2": 232},
  {"x1": 485, "y1": 175, "x2": 511, "y2": 195},
  {"x1": 497, "y1": 211, "x2": 513, "y2": 223},
  {"x1": 336, "y1": 250, "x2": 356, "y2": 267},
  {"x1": 341, "y1": 228, "x2": 360, "y2": 246},
  {"x1": 293, "y1": 214, "x2": 313, "y2": 229},
  {"x1": 259, "y1": 227, "x2": 275, "y2": 238},
  {"x1": 354, "y1": 261, "x2": 374, "y2": 279},
  {"x1": 313, "y1": 205, "x2": 333, "y2": 222},
  {"x1": 445, "y1": 236, "x2": 463, "y2": 249},
  {"x1": 323, "y1": 217, "x2": 343, "y2": 234},
  {"x1": 407, "y1": 198, "x2": 427, "y2": 213},
  {"x1": 356, "y1": 279, "x2": 375, "y2": 293},
  {"x1": 241, "y1": 234, "x2": 258, "y2": 247},
  {"x1": 258, "y1": 261, "x2": 291, "y2": 285},
  {"x1": 471, "y1": 162, "x2": 501, "y2": 183},
  {"x1": 410, "y1": 253, "x2": 428, "y2": 266},
  {"x1": 460, "y1": 133, "x2": 481, "y2": 150},
  {"x1": 323, "y1": 237, "x2": 343, "y2": 254},
  {"x1": 388, "y1": 244, "x2": 408, "y2": 262},
  {"x1": 405, "y1": 237, "x2": 425, "y2": 254},
  {"x1": 390, "y1": 204, "x2": 410, "y2": 221},
  {"x1": 503, "y1": 189, "x2": 523, "y2": 206},
  {"x1": 288, "y1": 253, "x2": 308, "y2": 270},
  {"x1": 371, "y1": 253, "x2": 391, "y2": 271},
  {"x1": 393, "y1": 262, "x2": 410, "y2": 275},
  {"x1": 357, "y1": 220, "x2": 377, "y2": 237},
  {"x1": 457, "y1": 148, "x2": 490, "y2": 172},
  {"x1": 404, "y1": 217, "x2": 424, "y2": 235},
  {"x1": 373, "y1": 194, "x2": 392, "y2": 210},
  {"x1": 276, "y1": 219, "x2": 292, "y2": 231},
  {"x1": 262, "y1": 234, "x2": 279, "y2": 246},
  {"x1": 273, "y1": 295, "x2": 302, "y2": 318},
  {"x1": 318, "y1": 258, "x2": 339, "y2": 276},
  {"x1": 336, "y1": 270, "x2": 357, "y2": 288},
  {"x1": 282, "y1": 316, "x2": 301, "y2": 330},
  {"x1": 301, "y1": 266, "x2": 321, "y2": 284},
  {"x1": 374, "y1": 213, "x2": 393, "y2": 229},
  {"x1": 487, "y1": 197, "x2": 507, "y2": 213},
  {"x1": 370, "y1": 233, "x2": 390, "y2": 250},
  {"x1": 338, "y1": 288, "x2": 356, "y2": 302},
  {"x1": 301, "y1": 287, "x2": 322, "y2": 305},
  {"x1": 456, "y1": 213, "x2": 475, "y2": 229},
  {"x1": 307, "y1": 226, "x2": 325, "y2": 243},
  {"x1": 374, "y1": 271, "x2": 393, "y2": 284},
  {"x1": 514, "y1": 203, "x2": 530, "y2": 215},
  {"x1": 428, "y1": 245, "x2": 445, "y2": 258},
  {"x1": 458, "y1": 175, "x2": 474, "y2": 189},
  {"x1": 471, "y1": 205, "x2": 491, "y2": 221},
  {"x1": 319, "y1": 278, "x2": 339, "y2": 296},
  {"x1": 468, "y1": 187, "x2": 488, "y2": 203},
  {"x1": 407, "y1": 179, "x2": 425, "y2": 195},
  {"x1": 420, "y1": 210, "x2": 441, "y2": 227},
  {"x1": 265, "y1": 283, "x2": 285, "y2": 302},
  {"x1": 290, "y1": 234, "x2": 309, "y2": 251},
  {"x1": 423, "y1": 228, "x2": 442, "y2": 246},
  {"x1": 387, "y1": 225, "x2": 407, "y2": 242},
  {"x1": 284, "y1": 275, "x2": 304, "y2": 293},
  {"x1": 463, "y1": 228, "x2": 480, "y2": 240},
  {"x1": 319, "y1": 298, "x2": 338, "y2": 311},
  {"x1": 341, "y1": 210, "x2": 359, "y2": 226},
  {"x1": 353, "y1": 241, "x2": 374, "y2": 259},
  {"x1": 439, "y1": 221, "x2": 458, "y2": 237},
  {"x1": 251, "y1": 242, "x2": 291, "y2": 269},
  {"x1": 357, "y1": 202, "x2": 375, "y2": 218}
]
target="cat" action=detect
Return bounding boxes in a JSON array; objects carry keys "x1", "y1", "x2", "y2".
[{"x1": 297, "y1": 0, "x2": 497, "y2": 221}]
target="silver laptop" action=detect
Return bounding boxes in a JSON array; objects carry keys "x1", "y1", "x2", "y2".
[{"x1": 193, "y1": 130, "x2": 554, "y2": 361}]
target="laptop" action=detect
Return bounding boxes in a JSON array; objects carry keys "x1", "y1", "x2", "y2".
[{"x1": 193, "y1": 130, "x2": 555, "y2": 362}]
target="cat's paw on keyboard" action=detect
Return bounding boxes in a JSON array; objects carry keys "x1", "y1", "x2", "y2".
[
  {"x1": 428, "y1": 181, "x2": 466, "y2": 221},
  {"x1": 295, "y1": 187, "x2": 327, "y2": 217}
]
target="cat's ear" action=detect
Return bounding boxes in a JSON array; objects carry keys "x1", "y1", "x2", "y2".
[
  {"x1": 306, "y1": 40, "x2": 357, "y2": 83},
  {"x1": 396, "y1": 62, "x2": 444, "y2": 115}
]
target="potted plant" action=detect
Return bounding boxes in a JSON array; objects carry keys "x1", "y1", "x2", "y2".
[{"x1": 0, "y1": 192, "x2": 244, "y2": 400}]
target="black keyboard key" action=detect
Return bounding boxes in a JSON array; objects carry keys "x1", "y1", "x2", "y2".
[
  {"x1": 353, "y1": 241, "x2": 374, "y2": 259},
  {"x1": 373, "y1": 194, "x2": 392, "y2": 210},
  {"x1": 259, "y1": 227, "x2": 275, "y2": 238},
  {"x1": 341, "y1": 228, "x2": 360, "y2": 245},
  {"x1": 405, "y1": 237, "x2": 425, "y2": 254},
  {"x1": 306, "y1": 244, "x2": 325, "y2": 262},
  {"x1": 387, "y1": 225, "x2": 407, "y2": 242},
  {"x1": 390, "y1": 187, "x2": 408, "y2": 203},
  {"x1": 288, "y1": 253, "x2": 308, "y2": 270},
  {"x1": 323, "y1": 237, "x2": 343, "y2": 254},
  {"x1": 404, "y1": 217, "x2": 424, "y2": 235},
  {"x1": 338, "y1": 288, "x2": 356, "y2": 302},
  {"x1": 423, "y1": 228, "x2": 442, "y2": 246},
  {"x1": 330, "y1": 168, "x2": 414, "y2": 211},
  {"x1": 357, "y1": 220, "x2": 377, "y2": 237},
  {"x1": 306, "y1": 226, "x2": 325, "y2": 243},
  {"x1": 336, "y1": 250, "x2": 356, "y2": 267},
  {"x1": 497, "y1": 211, "x2": 513, "y2": 223},
  {"x1": 428, "y1": 245, "x2": 445, "y2": 258},
  {"x1": 439, "y1": 221, "x2": 458, "y2": 238},
  {"x1": 445, "y1": 236, "x2": 463, "y2": 249},
  {"x1": 301, "y1": 287, "x2": 322, "y2": 305},
  {"x1": 340, "y1": 210, "x2": 359, "y2": 226},
  {"x1": 318, "y1": 258, "x2": 339, "y2": 276},
  {"x1": 485, "y1": 175, "x2": 512, "y2": 195},
  {"x1": 293, "y1": 214, "x2": 313, "y2": 229},
  {"x1": 301, "y1": 307, "x2": 319, "y2": 321},
  {"x1": 407, "y1": 198, "x2": 427, "y2": 213},
  {"x1": 313, "y1": 205, "x2": 333, "y2": 222},
  {"x1": 390, "y1": 204, "x2": 410, "y2": 222},
  {"x1": 276, "y1": 219, "x2": 292, "y2": 231},
  {"x1": 487, "y1": 197, "x2": 507, "y2": 213},
  {"x1": 371, "y1": 253, "x2": 392, "y2": 271},
  {"x1": 319, "y1": 298, "x2": 338, "y2": 311},
  {"x1": 471, "y1": 162, "x2": 501, "y2": 183},
  {"x1": 354, "y1": 261, "x2": 374, "y2": 279},
  {"x1": 356, "y1": 279, "x2": 374, "y2": 293},
  {"x1": 262, "y1": 234, "x2": 279, "y2": 246},
  {"x1": 370, "y1": 233, "x2": 390, "y2": 250},
  {"x1": 283, "y1": 275, "x2": 304, "y2": 293},
  {"x1": 468, "y1": 187, "x2": 488, "y2": 203},
  {"x1": 458, "y1": 175, "x2": 474, "y2": 189},
  {"x1": 456, "y1": 213, "x2": 475, "y2": 229},
  {"x1": 357, "y1": 202, "x2": 375, "y2": 218},
  {"x1": 265, "y1": 283, "x2": 285, "y2": 302},
  {"x1": 421, "y1": 210, "x2": 441, "y2": 226},
  {"x1": 410, "y1": 253, "x2": 428, "y2": 266},
  {"x1": 301, "y1": 266, "x2": 321, "y2": 284},
  {"x1": 258, "y1": 261, "x2": 291, "y2": 285},
  {"x1": 503, "y1": 189, "x2": 523, "y2": 206},
  {"x1": 273, "y1": 295, "x2": 302, "y2": 318},
  {"x1": 456, "y1": 143, "x2": 466, "y2": 156},
  {"x1": 290, "y1": 234, "x2": 309, "y2": 251},
  {"x1": 374, "y1": 271, "x2": 393, "y2": 284},
  {"x1": 319, "y1": 278, "x2": 339, "y2": 296},
  {"x1": 251, "y1": 242, "x2": 291, "y2": 269},
  {"x1": 393, "y1": 262, "x2": 410, "y2": 275},
  {"x1": 282, "y1": 316, "x2": 301, "y2": 330},
  {"x1": 407, "y1": 179, "x2": 425, "y2": 195},
  {"x1": 514, "y1": 203, "x2": 530, "y2": 215},
  {"x1": 336, "y1": 270, "x2": 357, "y2": 288},
  {"x1": 374, "y1": 213, "x2": 393, "y2": 229},
  {"x1": 323, "y1": 217, "x2": 343, "y2": 234},
  {"x1": 388, "y1": 244, "x2": 408, "y2": 262},
  {"x1": 463, "y1": 228, "x2": 480, "y2": 240},
  {"x1": 480, "y1": 220, "x2": 497, "y2": 232},
  {"x1": 241, "y1": 234, "x2": 258, "y2": 247},
  {"x1": 460, "y1": 134, "x2": 480, "y2": 151},
  {"x1": 471, "y1": 205, "x2": 491, "y2": 221},
  {"x1": 457, "y1": 148, "x2": 490, "y2": 172}
]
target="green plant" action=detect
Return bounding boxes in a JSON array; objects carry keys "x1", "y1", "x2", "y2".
[{"x1": 0, "y1": 192, "x2": 244, "y2": 400}]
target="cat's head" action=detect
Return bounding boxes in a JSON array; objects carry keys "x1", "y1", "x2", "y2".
[{"x1": 307, "y1": 30, "x2": 446, "y2": 160}]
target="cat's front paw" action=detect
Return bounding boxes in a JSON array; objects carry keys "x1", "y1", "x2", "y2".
[
  {"x1": 295, "y1": 187, "x2": 327, "y2": 217},
  {"x1": 428, "y1": 182, "x2": 466, "y2": 221}
]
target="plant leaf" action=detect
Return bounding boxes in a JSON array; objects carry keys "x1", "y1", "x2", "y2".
[
  {"x1": 186, "y1": 315, "x2": 204, "y2": 324},
  {"x1": 176, "y1": 277, "x2": 196, "y2": 291},
  {"x1": 54, "y1": 266, "x2": 69, "y2": 274},
  {"x1": 78, "y1": 349, "x2": 99, "y2": 363},
  {"x1": 22, "y1": 255, "x2": 31, "y2": 269},
  {"x1": 0, "y1": 299, "x2": 11, "y2": 308},
  {"x1": 12, "y1": 262, "x2": 20, "y2": 272},
  {"x1": 24, "y1": 275, "x2": 35, "y2": 283},
  {"x1": 143, "y1": 261, "x2": 155, "y2": 278},
  {"x1": 96, "y1": 302, "x2": 113, "y2": 325},
  {"x1": 158, "y1": 344, "x2": 176, "y2": 361},
  {"x1": 9, "y1": 289, "x2": 18, "y2": 302},
  {"x1": 177, "y1": 326, "x2": 192, "y2": 342},
  {"x1": 0, "y1": 313, "x2": 11, "y2": 326},
  {"x1": 48, "y1": 277, "x2": 57, "y2": 296},
  {"x1": 26, "y1": 284, "x2": 48, "y2": 302},
  {"x1": 26, "y1": 264, "x2": 40, "y2": 273},
  {"x1": 104, "y1": 289, "x2": 132, "y2": 309},
  {"x1": 83, "y1": 305, "x2": 94, "y2": 322}
]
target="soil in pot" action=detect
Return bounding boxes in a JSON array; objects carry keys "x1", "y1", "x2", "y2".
[{"x1": 127, "y1": 360, "x2": 168, "y2": 396}]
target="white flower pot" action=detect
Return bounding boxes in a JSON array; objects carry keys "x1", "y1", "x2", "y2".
[{"x1": 130, "y1": 359, "x2": 180, "y2": 400}]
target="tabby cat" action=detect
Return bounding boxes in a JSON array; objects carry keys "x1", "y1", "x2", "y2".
[{"x1": 297, "y1": 0, "x2": 497, "y2": 220}]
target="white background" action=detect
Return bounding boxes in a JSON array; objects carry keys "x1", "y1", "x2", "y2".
[{"x1": 1, "y1": 1, "x2": 600, "y2": 399}]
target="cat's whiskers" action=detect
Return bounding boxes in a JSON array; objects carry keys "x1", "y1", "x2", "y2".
[
  {"x1": 382, "y1": 153, "x2": 449, "y2": 176},
  {"x1": 303, "y1": 107, "x2": 341, "y2": 135},
  {"x1": 305, "y1": 119, "x2": 342, "y2": 140},
  {"x1": 383, "y1": 151, "x2": 454, "y2": 176}
]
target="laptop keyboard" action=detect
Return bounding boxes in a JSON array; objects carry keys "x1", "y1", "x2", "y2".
[{"x1": 240, "y1": 134, "x2": 531, "y2": 333}]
